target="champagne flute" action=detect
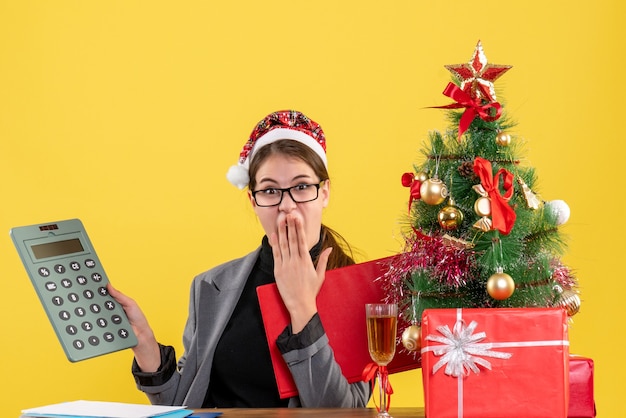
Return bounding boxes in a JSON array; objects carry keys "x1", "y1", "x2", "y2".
[{"x1": 366, "y1": 303, "x2": 398, "y2": 418}]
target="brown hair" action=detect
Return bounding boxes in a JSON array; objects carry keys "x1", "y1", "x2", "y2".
[{"x1": 248, "y1": 139, "x2": 355, "y2": 269}]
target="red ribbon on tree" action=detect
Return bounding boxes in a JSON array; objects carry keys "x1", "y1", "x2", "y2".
[
  {"x1": 401, "y1": 172, "x2": 421, "y2": 214},
  {"x1": 473, "y1": 157, "x2": 516, "y2": 235},
  {"x1": 362, "y1": 362, "x2": 393, "y2": 412},
  {"x1": 433, "y1": 82, "x2": 503, "y2": 139}
]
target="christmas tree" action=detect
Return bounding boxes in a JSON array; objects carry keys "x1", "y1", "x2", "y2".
[{"x1": 383, "y1": 41, "x2": 580, "y2": 353}]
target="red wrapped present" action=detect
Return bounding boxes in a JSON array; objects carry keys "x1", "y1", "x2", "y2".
[
  {"x1": 568, "y1": 355, "x2": 596, "y2": 417},
  {"x1": 421, "y1": 308, "x2": 570, "y2": 418}
]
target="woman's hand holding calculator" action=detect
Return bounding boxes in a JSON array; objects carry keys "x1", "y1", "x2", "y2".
[{"x1": 107, "y1": 283, "x2": 162, "y2": 373}]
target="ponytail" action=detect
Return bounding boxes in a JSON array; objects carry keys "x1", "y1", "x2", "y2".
[{"x1": 316, "y1": 224, "x2": 356, "y2": 270}]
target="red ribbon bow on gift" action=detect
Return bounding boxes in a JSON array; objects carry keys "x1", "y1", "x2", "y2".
[
  {"x1": 401, "y1": 172, "x2": 421, "y2": 214},
  {"x1": 433, "y1": 82, "x2": 503, "y2": 139},
  {"x1": 362, "y1": 362, "x2": 393, "y2": 412},
  {"x1": 473, "y1": 157, "x2": 516, "y2": 235}
]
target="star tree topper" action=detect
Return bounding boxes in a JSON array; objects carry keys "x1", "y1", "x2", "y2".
[{"x1": 445, "y1": 40, "x2": 512, "y2": 102}]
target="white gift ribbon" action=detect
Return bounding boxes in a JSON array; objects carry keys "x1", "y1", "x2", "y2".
[{"x1": 423, "y1": 318, "x2": 512, "y2": 377}]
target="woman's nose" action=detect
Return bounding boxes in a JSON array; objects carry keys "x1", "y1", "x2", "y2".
[{"x1": 278, "y1": 191, "x2": 298, "y2": 211}]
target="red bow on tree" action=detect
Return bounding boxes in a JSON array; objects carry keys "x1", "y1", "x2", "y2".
[
  {"x1": 473, "y1": 157, "x2": 516, "y2": 235},
  {"x1": 401, "y1": 172, "x2": 421, "y2": 214},
  {"x1": 433, "y1": 82, "x2": 503, "y2": 139}
]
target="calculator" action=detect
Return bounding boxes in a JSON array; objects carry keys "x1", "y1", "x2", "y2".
[{"x1": 10, "y1": 218, "x2": 137, "y2": 362}]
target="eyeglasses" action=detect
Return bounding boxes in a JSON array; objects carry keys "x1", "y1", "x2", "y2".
[{"x1": 251, "y1": 182, "x2": 324, "y2": 207}]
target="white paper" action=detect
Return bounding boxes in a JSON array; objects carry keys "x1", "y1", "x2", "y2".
[{"x1": 22, "y1": 400, "x2": 187, "y2": 418}]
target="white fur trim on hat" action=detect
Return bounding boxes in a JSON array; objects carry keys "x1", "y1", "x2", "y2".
[{"x1": 226, "y1": 127, "x2": 328, "y2": 189}]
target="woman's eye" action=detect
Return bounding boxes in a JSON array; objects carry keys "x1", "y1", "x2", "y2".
[{"x1": 262, "y1": 188, "x2": 279, "y2": 195}]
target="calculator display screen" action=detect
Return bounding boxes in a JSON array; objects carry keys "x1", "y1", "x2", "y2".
[{"x1": 31, "y1": 238, "x2": 85, "y2": 259}]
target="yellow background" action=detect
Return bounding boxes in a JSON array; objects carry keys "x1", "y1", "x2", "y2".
[{"x1": 1, "y1": 1, "x2": 623, "y2": 416}]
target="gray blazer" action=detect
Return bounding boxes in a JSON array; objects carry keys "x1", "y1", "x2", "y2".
[{"x1": 136, "y1": 248, "x2": 370, "y2": 408}]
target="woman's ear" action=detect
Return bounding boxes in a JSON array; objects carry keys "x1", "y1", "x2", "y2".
[
  {"x1": 248, "y1": 190, "x2": 257, "y2": 208},
  {"x1": 321, "y1": 179, "x2": 330, "y2": 208}
]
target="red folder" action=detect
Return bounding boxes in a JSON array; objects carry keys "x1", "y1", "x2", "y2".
[{"x1": 257, "y1": 255, "x2": 421, "y2": 399}]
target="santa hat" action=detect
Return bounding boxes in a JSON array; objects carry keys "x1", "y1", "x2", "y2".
[{"x1": 226, "y1": 110, "x2": 327, "y2": 189}]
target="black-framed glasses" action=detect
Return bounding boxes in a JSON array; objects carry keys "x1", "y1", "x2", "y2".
[{"x1": 251, "y1": 182, "x2": 324, "y2": 207}]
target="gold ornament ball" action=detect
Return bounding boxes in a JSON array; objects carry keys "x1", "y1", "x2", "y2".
[
  {"x1": 420, "y1": 178, "x2": 448, "y2": 205},
  {"x1": 415, "y1": 172, "x2": 429, "y2": 182},
  {"x1": 401, "y1": 325, "x2": 422, "y2": 352},
  {"x1": 474, "y1": 196, "x2": 491, "y2": 217},
  {"x1": 496, "y1": 132, "x2": 512, "y2": 146},
  {"x1": 559, "y1": 289, "x2": 581, "y2": 316},
  {"x1": 438, "y1": 205, "x2": 464, "y2": 230},
  {"x1": 487, "y1": 271, "x2": 515, "y2": 300}
]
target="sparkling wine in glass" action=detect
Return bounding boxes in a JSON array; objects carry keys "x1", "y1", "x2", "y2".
[{"x1": 366, "y1": 303, "x2": 398, "y2": 418}]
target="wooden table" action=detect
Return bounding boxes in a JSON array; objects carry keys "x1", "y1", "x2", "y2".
[{"x1": 196, "y1": 408, "x2": 425, "y2": 417}]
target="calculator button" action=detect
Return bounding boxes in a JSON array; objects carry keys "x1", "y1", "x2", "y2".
[
  {"x1": 103, "y1": 332, "x2": 114, "y2": 342},
  {"x1": 68, "y1": 293, "x2": 79, "y2": 303},
  {"x1": 88, "y1": 336, "x2": 100, "y2": 346},
  {"x1": 83, "y1": 290, "x2": 95, "y2": 299},
  {"x1": 90, "y1": 304, "x2": 101, "y2": 314},
  {"x1": 91, "y1": 273, "x2": 102, "y2": 282},
  {"x1": 96, "y1": 318, "x2": 108, "y2": 328},
  {"x1": 76, "y1": 275, "x2": 88, "y2": 285},
  {"x1": 59, "y1": 310, "x2": 71, "y2": 320},
  {"x1": 104, "y1": 300, "x2": 116, "y2": 311},
  {"x1": 81, "y1": 321, "x2": 93, "y2": 332},
  {"x1": 75, "y1": 307, "x2": 86, "y2": 317},
  {"x1": 69, "y1": 261, "x2": 81, "y2": 271},
  {"x1": 61, "y1": 279, "x2": 72, "y2": 288},
  {"x1": 111, "y1": 314, "x2": 122, "y2": 325},
  {"x1": 98, "y1": 287, "x2": 108, "y2": 296},
  {"x1": 45, "y1": 282, "x2": 57, "y2": 291},
  {"x1": 66, "y1": 325, "x2": 78, "y2": 335},
  {"x1": 85, "y1": 259, "x2": 96, "y2": 268},
  {"x1": 38, "y1": 267, "x2": 51, "y2": 277},
  {"x1": 51, "y1": 296, "x2": 64, "y2": 306},
  {"x1": 118, "y1": 328, "x2": 131, "y2": 339},
  {"x1": 73, "y1": 340, "x2": 85, "y2": 350},
  {"x1": 54, "y1": 264, "x2": 66, "y2": 274}
]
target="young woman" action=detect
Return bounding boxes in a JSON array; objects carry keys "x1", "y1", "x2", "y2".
[{"x1": 109, "y1": 110, "x2": 370, "y2": 408}]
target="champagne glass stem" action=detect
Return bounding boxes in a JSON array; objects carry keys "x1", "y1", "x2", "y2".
[{"x1": 378, "y1": 367, "x2": 390, "y2": 417}]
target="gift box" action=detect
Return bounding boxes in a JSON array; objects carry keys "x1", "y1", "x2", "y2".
[
  {"x1": 421, "y1": 307, "x2": 569, "y2": 418},
  {"x1": 568, "y1": 355, "x2": 596, "y2": 417}
]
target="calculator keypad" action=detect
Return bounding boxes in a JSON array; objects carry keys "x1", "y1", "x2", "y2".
[{"x1": 39, "y1": 258, "x2": 132, "y2": 354}]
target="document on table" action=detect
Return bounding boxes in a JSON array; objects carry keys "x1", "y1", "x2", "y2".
[{"x1": 21, "y1": 400, "x2": 195, "y2": 418}]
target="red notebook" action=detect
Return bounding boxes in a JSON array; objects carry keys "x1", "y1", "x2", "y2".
[{"x1": 256, "y1": 254, "x2": 421, "y2": 399}]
